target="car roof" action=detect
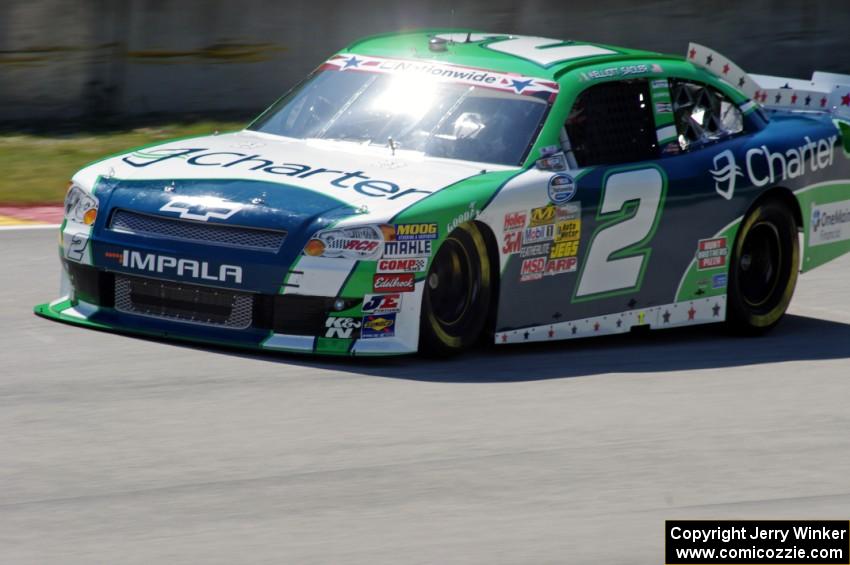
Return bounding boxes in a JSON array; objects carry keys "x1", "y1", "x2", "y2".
[{"x1": 342, "y1": 29, "x2": 675, "y2": 80}]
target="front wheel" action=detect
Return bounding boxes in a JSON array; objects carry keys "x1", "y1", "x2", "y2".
[
  {"x1": 726, "y1": 199, "x2": 799, "y2": 334},
  {"x1": 419, "y1": 222, "x2": 493, "y2": 356}
]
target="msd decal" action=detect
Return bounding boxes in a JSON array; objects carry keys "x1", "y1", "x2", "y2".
[
  {"x1": 105, "y1": 250, "x2": 243, "y2": 283},
  {"x1": 159, "y1": 196, "x2": 244, "y2": 222},
  {"x1": 373, "y1": 273, "x2": 415, "y2": 293}
]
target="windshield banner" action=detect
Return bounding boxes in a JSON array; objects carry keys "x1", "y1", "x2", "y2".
[{"x1": 321, "y1": 53, "x2": 559, "y2": 98}]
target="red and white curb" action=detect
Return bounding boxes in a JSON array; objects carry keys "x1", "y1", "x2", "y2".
[{"x1": 0, "y1": 206, "x2": 62, "y2": 230}]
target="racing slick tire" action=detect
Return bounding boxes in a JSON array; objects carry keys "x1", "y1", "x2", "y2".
[
  {"x1": 420, "y1": 222, "x2": 494, "y2": 356},
  {"x1": 726, "y1": 198, "x2": 799, "y2": 335}
]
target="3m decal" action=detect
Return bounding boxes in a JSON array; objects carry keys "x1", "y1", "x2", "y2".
[
  {"x1": 575, "y1": 167, "x2": 666, "y2": 300},
  {"x1": 502, "y1": 231, "x2": 523, "y2": 254},
  {"x1": 382, "y1": 240, "x2": 432, "y2": 258},
  {"x1": 810, "y1": 200, "x2": 850, "y2": 246},
  {"x1": 325, "y1": 316, "x2": 361, "y2": 339},
  {"x1": 373, "y1": 273, "x2": 415, "y2": 293},
  {"x1": 394, "y1": 223, "x2": 438, "y2": 241},
  {"x1": 362, "y1": 293, "x2": 402, "y2": 314},
  {"x1": 361, "y1": 313, "x2": 396, "y2": 339},
  {"x1": 377, "y1": 258, "x2": 427, "y2": 273},
  {"x1": 696, "y1": 237, "x2": 728, "y2": 270},
  {"x1": 159, "y1": 196, "x2": 244, "y2": 222}
]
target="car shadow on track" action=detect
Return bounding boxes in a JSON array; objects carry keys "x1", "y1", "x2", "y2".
[{"x1": 184, "y1": 313, "x2": 850, "y2": 383}]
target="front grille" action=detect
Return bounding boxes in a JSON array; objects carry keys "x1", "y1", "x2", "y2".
[
  {"x1": 110, "y1": 209, "x2": 286, "y2": 251},
  {"x1": 114, "y1": 275, "x2": 253, "y2": 329}
]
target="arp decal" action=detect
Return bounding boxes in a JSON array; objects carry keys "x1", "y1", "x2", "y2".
[
  {"x1": 502, "y1": 231, "x2": 523, "y2": 254},
  {"x1": 361, "y1": 313, "x2": 396, "y2": 339},
  {"x1": 373, "y1": 273, "x2": 415, "y2": 293}
]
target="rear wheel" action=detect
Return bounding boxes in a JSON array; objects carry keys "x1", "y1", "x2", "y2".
[
  {"x1": 419, "y1": 222, "x2": 493, "y2": 356},
  {"x1": 727, "y1": 199, "x2": 799, "y2": 334}
]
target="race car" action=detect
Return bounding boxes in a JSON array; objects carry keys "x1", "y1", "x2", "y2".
[{"x1": 36, "y1": 30, "x2": 850, "y2": 356}]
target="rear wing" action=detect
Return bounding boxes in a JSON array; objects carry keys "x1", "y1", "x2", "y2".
[{"x1": 687, "y1": 43, "x2": 850, "y2": 120}]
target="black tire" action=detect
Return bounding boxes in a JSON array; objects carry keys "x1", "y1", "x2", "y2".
[
  {"x1": 419, "y1": 222, "x2": 493, "y2": 356},
  {"x1": 726, "y1": 199, "x2": 799, "y2": 334}
]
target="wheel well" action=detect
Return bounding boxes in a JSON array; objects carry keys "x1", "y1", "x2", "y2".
[
  {"x1": 748, "y1": 187, "x2": 803, "y2": 231},
  {"x1": 471, "y1": 219, "x2": 501, "y2": 339}
]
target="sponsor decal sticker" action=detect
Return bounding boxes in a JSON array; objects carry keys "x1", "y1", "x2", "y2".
[
  {"x1": 362, "y1": 293, "x2": 402, "y2": 314},
  {"x1": 529, "y1": 204, "x2": 557, "y2": 227},
  {"x1": 446, "y1": 202, "x2": 479, "y2": 234},
  {"x1": 520, "y1": 242, "x2": 551, "y2": 258},
  {"x1": 373, "y1": 273, "x2": 415, "y2": 293},
  {"x1": 503, "y1": 211, "x2": 527, "y2": 232},
  {"x1": 696, "y1": 237, "x2": 728, "y2": 270},
  {"x1": 712, "y1": 273, "x2": 728, "y2": 289},
  {"x1": 361, "y1": 313, "x2": 396, "y2": 339},
  {"x1": 382, "y1": 240, "x2": 432, "y2": 258},
  {"x1": 554, "y1": 219, "x2": 581, "y2": 242},
  {"x1": 544, "y1": 256, "x2": 578, "y2": 275},
  {"x1": 502, "y1": 231, "x2": 523, "y2": 254},
  {"x1": 377, "y1": 258, "x2": 427, "y2": 273},
  {"x1": 523, "y1": 224, "x2": 555, "y2": 244},
  {"x1": 548, "y1": 174, "x2": 576, "y2": 204},
  {"x1": 549, "y1": 240, "x2": 579, "y2": 259},
  {"x1": 520, "y1": 257, "x2": 546, "y2": 282},
  {"x1": 393, "y1": 223, "x2": 438, "y2": 241},
  {"x1": 810, "y1": 200, "x2": 850, "y2": 246},
  {"x1": 324, "y1": 316, "x2": 361, "y2": 339},
  {"x1": 105, "y1": 249, "x2": 243, "y2": 284}
]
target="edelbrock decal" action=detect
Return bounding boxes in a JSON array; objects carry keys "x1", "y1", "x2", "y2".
[
  {"x1": 105, "y1": 250, "x2": 243, "y2": 284},
  {"x1": 810, "y1": 200, "x2": 850, "y2": 246},
  {"x1": 123, "y1": 148, "x2": 432, "y2": 201},
  {"x1": 710, "y1": 136, "x2": 838, "y2": 200},
  {"x1": 159, "y1": 196, "x2": 245, "y2": 221}
]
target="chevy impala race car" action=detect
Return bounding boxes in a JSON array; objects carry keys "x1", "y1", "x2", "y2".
[{"x1": 36, "y1": 31, "x2": 850, "y2": 356}]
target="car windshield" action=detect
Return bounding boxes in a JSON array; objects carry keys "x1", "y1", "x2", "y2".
[{"x1": 250, "y1": 64, "x2": 552, "y2": 166}]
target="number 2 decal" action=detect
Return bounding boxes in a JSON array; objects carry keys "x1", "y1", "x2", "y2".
[
  {"x1": 574, "y1": 167, "x2": 667, "y2": 301},
  {"x1": 434, "y1": 34, "x2": 616, "y2": 67}
]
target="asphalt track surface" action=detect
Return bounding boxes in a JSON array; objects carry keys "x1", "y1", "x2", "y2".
[{"x1": 2, "y1": 228, "x2": 850, "y2": 564}]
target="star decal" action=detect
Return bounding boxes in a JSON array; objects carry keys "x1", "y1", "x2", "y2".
[
  {"x1": 841, "y1": 93, "x2": 850, "y2": 106},
  {"x1": 662, "y1": 310, "x2": 671, "y2": 323},
  {"x1": 722, "y1": 63, "x2": 730, "y2": 75},
  {"x1": 712, "y1": 303, "x2": 721, "y2": 317},
  {"x1": 774, "y1": 93, "x2": 783, "y2": 104},
  {"x1": 593, "y1": 322, "x2": 600, "y2": 332},
  {"x1": 695, "y1": 288, "x2": 705, "y2": 296},
  {"x1": 523, "y1": 331, "x2": 530, "y2": 340},
  {"x1": 687, "y1": 306, "x2": 697, "y2": 320},
  {"x1": 706, "y1": 54, "x2": 714, "y2": 66},
  {"x1": 616, "y1": 319, "x2": 623, "y2": 328},
  {"x1": 627, "y1": 298, "x2": 637, "y2": 308},
  {"x1": 738, "y1": 77, "x2": 746, "y2": 88},
  {"x1": 821, "y1": 97, "x2": 828, "y2": 107},
  {"x1": 805, "y1": 95, "x2": 812, "y2": 106},
  {"x1": 553, "y1": 311, "x2": 563, "y2": 319},
  {"x1": 548, "y1": 327, "x2": 555, "y2": 338},
  {"x1": 791, "y1": 94, "x2": 798, "y2": 104},
  {"x1": 342, "y1": 55, "x2": 362, "y2": 69},
  {"x1": 501, "y1": 334, "x2": 507, "y2": 343},
  {"x1": 689, "y1": 48, "x2": 697, "y2": 59},
  {"x1": 571, "y1": 325, "x2": 578, "y2": 335},
  {"x1": 510, "y1": 78, "x2": 533, "y2": 93}
]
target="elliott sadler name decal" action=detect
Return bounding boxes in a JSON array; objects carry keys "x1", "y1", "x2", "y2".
[
  {"x1": 109, "y1": 250, "x2": 243, "y2": 284},
  {"x1": 122, "y1": 148, "x2": 431, "y2": 200},
  {"x1": 710, "y1": 135, "x2": 837, "y2": 200}
]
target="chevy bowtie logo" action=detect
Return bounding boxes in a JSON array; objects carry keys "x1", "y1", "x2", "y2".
[
  {"x1": 709, "y1": 149, "x2": 743, "y2": 200},
  {"x1": 159, "y1": 196, "x2": 245, "y2": 221}
]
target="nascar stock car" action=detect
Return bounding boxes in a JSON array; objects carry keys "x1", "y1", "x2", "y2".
[{"x1": 36, "y1": 30, "x2": 850, "y2": 356}]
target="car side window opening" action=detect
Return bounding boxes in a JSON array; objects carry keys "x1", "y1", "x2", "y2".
[
  {"x1": 564, "y1": 79, "x2": 658, "y2": 168},
  {"x1": 670, "y1": 79, "x2": 743, "y2": 151}
]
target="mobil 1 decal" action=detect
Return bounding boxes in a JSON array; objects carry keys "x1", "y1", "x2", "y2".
[{"x1": 496, "y1": 163, "x2": 737, "y2": 332}]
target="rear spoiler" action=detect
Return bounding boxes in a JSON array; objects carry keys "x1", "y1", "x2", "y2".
[{"x1": 686, "y1": 43, "x2": 850, "y2": 120}]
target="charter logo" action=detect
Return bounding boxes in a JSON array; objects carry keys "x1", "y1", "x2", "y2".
[
  {"x1": 160, "y1": 196, "x2": 244, "y2": 222},
  {"x1": 709, "y1": 150, "x2": 743, "y2": 200},
  {"x1": 810, "y1": 200, "x2": 850, "y2": 246}
]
